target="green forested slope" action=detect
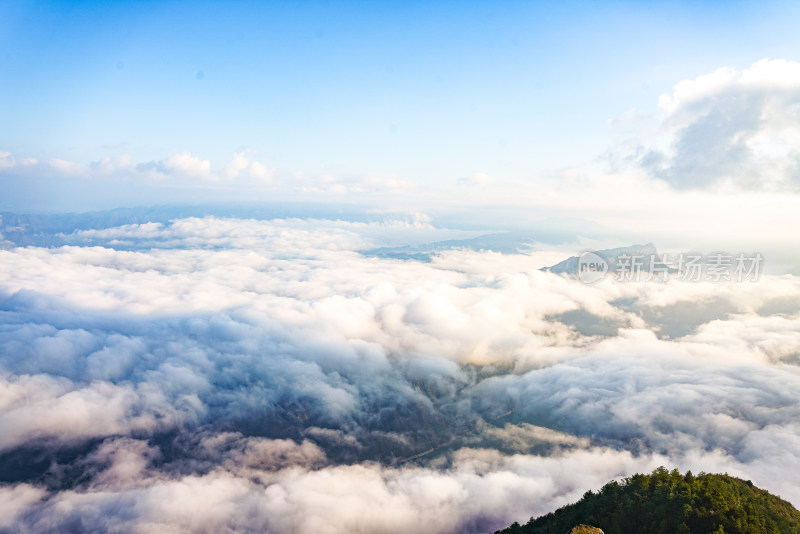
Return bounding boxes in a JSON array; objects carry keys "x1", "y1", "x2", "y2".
[{"x1": 495, "y1": 468, "x2": 800, "y2": 534}]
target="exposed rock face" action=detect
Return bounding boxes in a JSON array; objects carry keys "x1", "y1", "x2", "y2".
[{"x1": 568, "y1": 526, "x2": 604, "y2": 534}]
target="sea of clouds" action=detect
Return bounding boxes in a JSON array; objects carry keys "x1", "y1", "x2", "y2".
[{"x1": 0, "y1": 215, "x2": 798, "y2": 533}]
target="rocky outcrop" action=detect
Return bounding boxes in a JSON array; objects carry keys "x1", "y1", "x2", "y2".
[{"x1": 568, "y1": 526, "x2": 604, "y2": 534}]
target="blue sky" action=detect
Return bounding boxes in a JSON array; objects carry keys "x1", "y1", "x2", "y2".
[{"x1": 4, "y1": 1, "x2": 800, "y2": 183}]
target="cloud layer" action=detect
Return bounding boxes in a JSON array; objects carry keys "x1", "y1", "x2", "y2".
[{"x1": 0, "y1": 216, "x2": 799, "y2": 532}]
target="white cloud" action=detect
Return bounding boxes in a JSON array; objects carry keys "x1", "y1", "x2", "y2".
[
  {"x1": 0, "y1": 484, "x2": 47, "y2": 529},
  {"x1": 638, "y1": 59, "x2": 800, "y2": 190},
  {"x1": 223, "y1": 151, "x2": 274, "y2": 182},
  {"x1": 0, "y1": 149, "x2": 275, "y2": 185},
  {"x1": 161, "y1": 151, "x2": 212, "y2": 177},
  {"x1": 0, "y1": 151, "x2": 38, "y2": 170},
  {"x1": 0, "y1": 445, "x2": 669, "y2": 534}
]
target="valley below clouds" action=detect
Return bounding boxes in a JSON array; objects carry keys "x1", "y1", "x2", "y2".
[{"x1": 1, "y1": 215, "x2": 798, "y2": 533}]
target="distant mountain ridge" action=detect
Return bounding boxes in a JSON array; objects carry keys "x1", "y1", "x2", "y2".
[{"x1": 542, "y1": 243, "x2": 666, "y2": 277}]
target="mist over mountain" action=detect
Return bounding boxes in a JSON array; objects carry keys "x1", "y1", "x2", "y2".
[{"x1": 0, "y1": 210, "x2": 799, "y2": 533}]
